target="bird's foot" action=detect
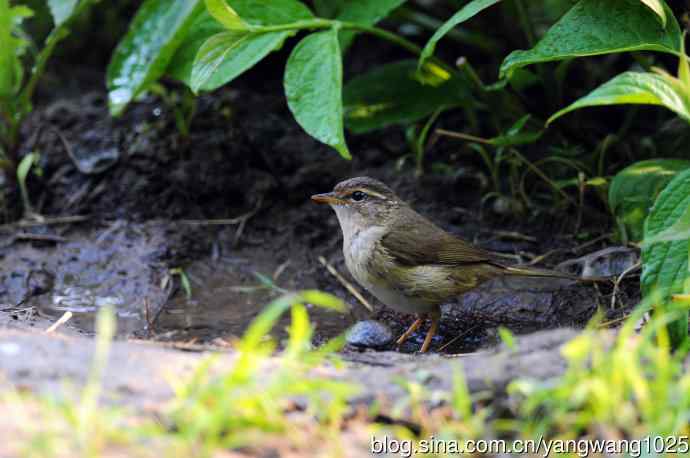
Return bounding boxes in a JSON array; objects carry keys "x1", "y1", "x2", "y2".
[
  {"x1": 395, "y1": 315, "x2": 426, "y2": 346},
  {"x1": 419, "y1": 309, "x2": 441, "y2": 353}
]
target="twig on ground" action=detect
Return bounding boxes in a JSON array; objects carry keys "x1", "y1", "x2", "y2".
[
  {"x1": 490, "y1": 230, "x2": 538, "y2": 243},
  {"x1": 318, "y1": 256, "x2": 373, "y2": 312},
  {"x1": 574, "y1": 172, "x2": 585, "y2": 235},
  {"x1": 17, "y1": 214, "x2": 90, "y2": 227},
  {"x1": 438, "y1": 324, "x2": 480, "y2": 352},
  {"x1": 45, "y1": 311, "x2": 72, "y2": 333},
  {"x1": 14, "y1": 233, "x2": 67, "y2": 243},
  {"x1": 610, "y1": 261, "x2": 641, "y2": 309},
  {"x1": 273, "y1": 260, "x2": 291, "y2": 281},
  {"x1": 144, "y1": 298, "x2": 156, "y2": 337},
  {"x1": 526, "y1": 233, "x2": 613, "y2": 266},
  {"x1": 0, "y1": 215, "x2": 89, "y2": 235},
  {"x1": 179, "y1": 196, "x2": 263, "y2": 246},
  {"x1": 598, "y1": 314, "x2": 630, "y2": 328}
]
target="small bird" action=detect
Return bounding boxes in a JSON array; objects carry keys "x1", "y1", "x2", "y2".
[{"x1": 312, "y1": 176, "x2": 587, "y2": 353}]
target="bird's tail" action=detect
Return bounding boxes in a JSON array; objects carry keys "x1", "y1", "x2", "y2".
[{"x1": 502, "y1": 265, "x2": 609, "y2": 283}]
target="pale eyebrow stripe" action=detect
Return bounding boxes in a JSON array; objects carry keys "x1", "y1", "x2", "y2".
[{"x1": 351, "y1": 188, "x2": 387, "y2": 199}]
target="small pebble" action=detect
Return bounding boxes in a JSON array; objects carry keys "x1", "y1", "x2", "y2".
[{"x1": 346, "y1": 320, "x2": 393, "y2": 349}]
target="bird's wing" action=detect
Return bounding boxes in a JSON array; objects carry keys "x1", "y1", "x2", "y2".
[{"x1": 380, "y1": 209, "x2": 497, "y2": 266}]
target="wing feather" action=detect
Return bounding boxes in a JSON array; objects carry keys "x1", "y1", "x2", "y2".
[{"x1": 381, "y1": 209, "x2": 497, "y2": 266}]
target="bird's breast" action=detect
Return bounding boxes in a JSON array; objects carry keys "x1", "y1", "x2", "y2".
[
  {"x1": 343, "y1": 226, "x2": 437, "y2": 314},
  {"x1": 343, "y1": 226, "x2": 386, "y2": 281}
]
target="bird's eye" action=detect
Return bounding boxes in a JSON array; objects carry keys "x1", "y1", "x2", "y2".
[{"x1": 351, "y1": 191, "x2": 366, "y2": 202}]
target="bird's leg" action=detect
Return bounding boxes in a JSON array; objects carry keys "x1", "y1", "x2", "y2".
[
  {"x1": 420, "y1": 307, "x2": 441, "y2": 353},
  {"x1": 396, "y1": 314, "x2": 427, "y2": 346}
]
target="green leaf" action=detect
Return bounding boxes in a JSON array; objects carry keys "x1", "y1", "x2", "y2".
[
  {"x1": 418, "y1": 0, "x2": 501, "y2": 71},
  {"x1": 17, "y1": 152, "x2": 38, "y2": 211},
  {"x1": 0, "y1": 1, "x2": 32, "y2": 98},
  {"x1": 500, "y1": 0, "x2": 681, "y2": 79},
  {"x1": 639, "y1": 0, "x2": 666, "y2": 27},
  {"x1": 167, "y1": 13, "x2": 224, "y2": 85},
  {"x1": 16, "y1": 1, "x2": 86, "y2": 119},
  {"x1": 548, "y1": 71, "x2": 690, "y2": 125},
  {"x1": 227, "y1": 0, "x2": 313, "y2": 25},
  {"x1": 194, "y1": 31, "x2": 291, "y2": 92},
  {"x1": 343, "y1": 60, "x2": 468, "y2": 134},
  {"x1": 205, "y1": 0, "x2": 247, "y2": 30},
  {"x1": 300, "y1": 290, "x2": 346, "y2": 311},
  {"x1": 498, "y1": 326, "x2": 516, "y2": 350},
  {"x1": 336, "y1": 0, "x2": 407, "y2": 51},
  {"x1": 678, "y1": 31, "x2": 689, "y2": 91},
  {"x1": 47, "y1": 0, "x2": 79, "y2": 27},
  {"x1": 641, "y1": 168, "x2": 690, "y2": 347},
  {"x1": 285, "y1": 303, "x2": 312, "y2": 358},
  {"x1": 643, "y1": 204, "x2": 690, "y2": 245},
  {"x1": 0, "y1": 0, "x2": 15, "y2": 97},
  {"x1": 609, "y1": 159, "x2": 690, "y2": 242},
  {"x1": 106, "y1": 0, "x2": 204, "y2": 115},
  {"x1": 190, "y1": 30, "x2": 248, "y2": 92},
  {"x1": 285, "y1": 29, "x2": 349, "y2": 159},
  {"x1": 313, "y1": 0, "x2": 344, "y2": 18},
  {"x1": 488, "y1": 114, "x2": 543, "y2": 147},
  {"x1": 168, "y1": 0, "x2": 312, "y2": 91},
  {"x1": 239, "y1": 290, "x2": 344, "y2": 352}
]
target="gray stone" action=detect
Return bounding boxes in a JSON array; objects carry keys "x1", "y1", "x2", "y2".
[{"x1": 346, "y1": 320, "x2": 394, "y2": 349}]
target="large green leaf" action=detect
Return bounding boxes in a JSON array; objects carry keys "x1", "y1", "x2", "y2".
[
  {"x1": 641, "y1": 168, "x2": 690, "y2": 347},
  {"x1": 609, "y1": 159, "x2": 690, "y2": 242},
  {"x1": 106, "y1": 0, "x2": 204, "y2": 115},
  {"x1": 227, "y1": 0, "x2": 313, "y2": 25},
  {"x1": 47, "y1": 0, "x2": 79, "y2": 27},
  {"x1": 285, "y1": 29, "x2": 349, "y2": 159},
  {"x1": 167, "y1": 13, "x2": 224, "y2": 86},
  {"x1": 343, "y1": 60, "x2": 468, "y2": 134},
  {"x1": 190, "y1": 30, "x2": 248, "y2": 92},
  {"x1": 644, "y1": 205, "x2": 690, "y2": 245},
  {"x1": 312, "y1": 0, "x2": 344, "y2": 18},
  {"x1": 548, "y1": 72, "x2": 690, "y2": 125},
  {"x1": 418, "y1": 0, "x2": 501, "y2": 71},
  {"x1": 500, "y1": 0, "x2": 681, "y2": 79},
  {"x1": 639, "y1": 0, "x2": 666, "y2": 27},
  {"x1": 168, "y1": 0, "x2": 312, "y2": 91},
  {"x1": 192, "y1": 31, "x2": 291, "y2": 92},
  {"x1": 0, "y1": 0, "x2": 14, "y2": 97},
  {"x1": 336, "y1": 0, "x2": 408, "y2": 51},
  {"x1": 0, "y1": 1, "x2": 32, "y2": 98}
]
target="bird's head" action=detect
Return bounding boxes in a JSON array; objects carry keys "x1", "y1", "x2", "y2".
[{"x1": 311, "y1": 176, "x2": 402, "y2": 235}]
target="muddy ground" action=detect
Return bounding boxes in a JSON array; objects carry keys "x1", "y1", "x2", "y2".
[{"x1": 0, "y1": 65, "x2": 641, "y2": 449}]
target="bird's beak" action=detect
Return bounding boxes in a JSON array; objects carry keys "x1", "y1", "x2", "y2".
[{"x1": 311, "y1": 192, "x2": 342, "y2": 205}]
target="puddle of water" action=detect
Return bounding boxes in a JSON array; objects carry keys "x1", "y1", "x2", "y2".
[
  {"x1": 1, "y1": 223, "x2": 171, "y2": 337},
  {"x1": 1, "y1": 224, "x2": 353, "y2": 342},
  {"x1": 155, "y1": 255, "x2": 355, "y2": 343}
]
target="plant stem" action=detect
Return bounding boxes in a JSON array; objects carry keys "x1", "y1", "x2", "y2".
[
  {"x1": 435, "y1": 128, "x2": 491, "y2": 145},
  {"x1": 510, "y1": 148, "x2": 575, "y2": 205},
  {"x1": 513, "y1": 0, "x2": 535, "y2": 47},
  {"x1": 0, "y1": 109, "x2": 18, "y2": 165},
  {"x1": 395, "y1": 7, "x2": 500, "y2": 53},
  {"x1": 253, "y1": 18, "x2": 332, "y2": 33},
  {"x1": 254, "y1": 19, "x2": 456, "y2": 74},
  {"x1": 456, "y1": 57, "x2": 485, "y2": 91},
  {"x1": 344, "y1": 22, "x2": 422, "y2": 56},
  {"x1": 415, "y1": 106, "x2": 445, "y2": 175}
]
